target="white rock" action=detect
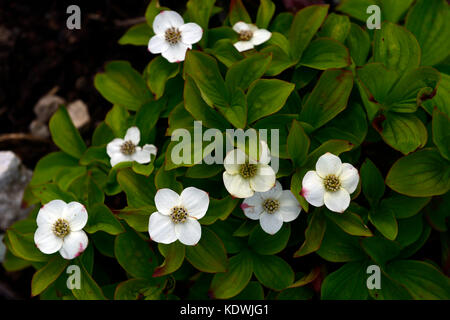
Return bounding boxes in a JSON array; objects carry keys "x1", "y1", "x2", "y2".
[
  {"x1": 0, "y1": 151, "x2": 33, "y2": 230},
  {"x1": 67, "y1": 99, "x2": 90, "y2": 129}
]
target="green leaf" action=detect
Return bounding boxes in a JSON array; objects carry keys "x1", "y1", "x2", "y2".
[
  {"x1": 256, "y1": 0, "x2": 275, "y2": 29},
  {"x1": 381, "y1": 193, "x2": 430, "y2": 219},
  {"x1": 144, "y1": 56, "x2": 180, "y2": 99},
  {"x1": 386, "y1": 260, "x2": 450, "y2": 299},
  {"x1": 210, "y1": 251, "x2": 253, "y2": 299},
  {"x1": 382, "y1": 67, "x2": 440, "y2": 113},
  {"x1": 432, "y1": 107, "x2": 450, "y2": 160},
  {"x1": 228, "y1": 0, "x2": 251, "y2": 25},
  {"x1": 207, "y1": 38, "x2": 243, "y2": 68},
  {"x1": 378, "y1": 0, "x2": 414, "y2": 23},
  {"x1": 289, "y1": 5, "x2": 329, "y2": 61},
  {"x1": 305, "y1": 140, "x2": 355, "y2": 170},
  {"x1": 31, "y1": 183, "x2": 76, "y2": 204},
  {"x1": 94, "y1": 61, "x2": 152, "y2": 111},
  {"x1": 405, "y1": 0, "x2": 450, "y2": 66},
  {"x1": 79, "y1": 146, "x2": 109, "y2": 167},
  {"x1": 386, "y1": 149, "x2": 450, "y2": 197},
  {"x1": 184, "y1": 50, "x2": 229, "y2": 109},
  {"x1": 360, "y1": 158, "x2": 385, "y2": 206},
  {"x1": 368, "y1": 272, "x2": 413, "y2": 300},
  {"x1": 225, "y1": 53, "x2": 272, "y2": 91},
  {"x1": 32, "y1": 256, "x2": 69, "y2": 297},
  {"x1": 373, "y1": 22, "x2": 420, "y2": 74},
  {"x1": 30, "y1": 152, "x2": 79, "y2": 186},
  {"x1": 153, "y1": 242, "x2": 185, "y2": 277},
  {"x1": 374, "y1": 112, "x2": 428, "y2": 155},
  {"x1": 299, "y1": 38, "x2": 350, "y2": 70},
  {"x1": 5, "y1": 229, "x2": 49, "y2": 262},
  {"x1": 261, "y1": 45, "x2": 296, "y2": 76},
  {"x1": 294, "y1": 210, "x2": 326, "y2": 257},
  {"x1": 135, "y1": 99, "x2": 166, "y2": 144},
  {"x1": 116, "y1": 207, "x2": 153, "y2": 232},
  {"x1": 252, "y1": 254, "x2": 294, "y2": 291},
  {"x1": 154, "y1": 166, "x2": 183, "y2": 194},
  {"x1": 423, "y1": 72, "x2": 450, "y2": 117},
  {"x1": 186, "y1": 228, "x2": 227, "y2": 273},
  {"x1": 185, "y1": 0, "x2": 215, "y2": 47},
  {"x1": 118, "y1": 23, "x2": 152, "y2": 46},
  {"x1": 317, "y1": 220, "x2": 366, "y2": 262},
  {"x1": 361, "y1": 236, "x2": 402, "y2": 266},
  {"x1": 114, "y1": 278, "x2": 165, "y2": 300},
  {"x1": 369, "y1": 206, "x2": 398, "y2": 241},
  {"x1": 2, "y1": 251, "x2": 31, "y2": 272},
  {"x1": 345, "y1": 23, "x2": 370, "y2": 66},
  {"x1": 287, "y1": 120, "x2": 310, "y2": 167},
  {"x1": 145, "y1": 0, "x2": 164, "y2": 27},
  {"x1": 395, "y1": 214, "x2": 424, "y2": 247},
  {"x1": 336, "y1": 0, "x2": 374, "y2": 22},
  {"x1": 117, "y1": 168, "x2": 156, "y2": 207},
  {"x1": 314, "y1": 103, "x2": 368, "y2": 147},
  {"x1": 114, "y1": 228, "x2": 159, "y2": 280},
  {"x1": 199, "y1": 196, "x2": 239, "y2": 225},
  {"x1": 249, "y1": 224, "x2": 290, "y2": 255},
  {"x1": 71, "y1": 261, "x2": 107, "y2": 300},
  {"x1": 184, "y1": 75, "x2": 230, "y2": 130},
  {"x1": 321, "y1": 261, "x2": 369, "y2": 300},
  {"x1": 299, "y1": 69, "x2": 353, "y2": 130},
  {"x1": 318, "y1": 13, "x2": 350, "y2": 43},
  {"x1": 131, "y1": 162, "x2": 154, "y2": 177},
  {"x1": 49, "y1": 106, "x2": 86, "y2": 158},
  {"x1": 232, "y1": 281, "x2": 264, "y2": 300},
  {"x1": 325, "y1": 210, "x2": 372, "y2": 237},
  {"x1": 84, "y1": 204, "x2": 124, "y2": 235},
  {"x1": 277, "y1": 286, "x2": 314, "y2": 300},
  {"x1": 68, "y1": 173, "x2": 104, "y2": 208},
  {"x1": 247, "y1": 79, "x2": 294, "y2": 124},
  {"x1": 105, "y1": 104, "x2": 130, "y2": 138}
]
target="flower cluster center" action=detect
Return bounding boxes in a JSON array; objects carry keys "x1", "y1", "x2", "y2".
[
  {"x1": 263, "y1": 199, "x2": 280, "y2": 214},
  {"x1": 239, "y1": 163, "x2": 258, "y2": 179},
  {"x1": 324, "y1": 174, "x2": 341, "y2": 192},
  {"x1": 170, "y1": 206, "x2": 188, "y2": 224},
  {"x1": 121, "y1": 140, "x2": 136, "y2": 155},
  {"x1": 239, "y1": 30, "x2": 253, "y2": 41},
  {"x1": 165, "y1": 27, "x2": 182, "y2": 45},
  {"x1": 53, "y1": 219, "x2": 70, "y2": 238}
]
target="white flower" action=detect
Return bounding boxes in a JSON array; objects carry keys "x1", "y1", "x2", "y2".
[
  {"x1": 241, "y1": 181, "x2": 301, "y2": 235},
  {"x1": 223, "y1": 140, "x2": 276, "y2": 198},
  {"x1": 232, "y1": 21, "x2": 271, "y2": 52},
  {"x1": 302, "y1": 153, "x2": 359, "y2": 213},
  {"x1": 148, "y1": 11, "x2": 203, "y2": 63},
  {"x1": 106, "y1": 126, "x2": 157, "y2": 167},
  {"x1": 148, "y1": 187, "x2": 209, "y2": 246},
  {"x1": 34, "y1": 200, "x2": 89, "y2": 260}
]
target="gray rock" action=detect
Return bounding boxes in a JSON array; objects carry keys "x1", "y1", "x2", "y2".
[
  {"x1": 0, "y1": 151, "x2": 33, "y2": 230},
  {"x1": 33, "y1": 94, "x2": 66, "y2": 122},
  {"x1": 0, "y1": 234, "x2": 5, "y2": 263}
]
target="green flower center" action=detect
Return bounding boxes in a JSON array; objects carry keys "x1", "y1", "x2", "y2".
[
  {"x1": 239, "y1": 30, "x2": 253, "y2": 41},
  {"x1": 53, "y1": 219, "x2": 70, "y2": 238},
  {"x1": 324, "y1": 174, "x2": 341, "y2": 192},
  {"x1": 165, "y1": 27, "x2": 182, "y2": 45},
  {"x1": 263, "y1": 199, "x2": 280, "y2": 214},
  {"x1": 239, "y1": 163, "x2": 258, "y2": 179},
  {"x1": 170, "y1": 206, "x2": 188, "y2": 224},
  {"x1": 120, "y1": 140, "x2": 136, "y2": 155}
]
